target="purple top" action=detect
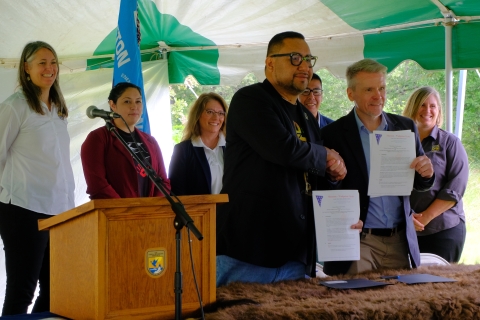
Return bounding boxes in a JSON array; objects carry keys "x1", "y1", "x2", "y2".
[{"x1": 411, "y1": 126, "x2": 469, "y2": 236}]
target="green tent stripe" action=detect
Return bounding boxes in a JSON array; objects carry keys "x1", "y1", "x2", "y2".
[
  {"x1": 364, "y1": 26, "x2": 445, "y2": 71},
  {"x1": 453, "y1": 22, "x2": 480, "y2": 69},
  {"x1": 442, "y1": 0, "x2": 480, "y2": 16},
  {"x1": 321, "y1": 0, "x2": 441, "y2": 30},
  {"x1": 168, "y1": 50, "x2": 220, "y2": 85},
  {"x1": 87, "y1": 0, "x2": 220, "y2": 85},
  {"x1": 364, "y1": 21, "x2": 480, "y2": 71}
]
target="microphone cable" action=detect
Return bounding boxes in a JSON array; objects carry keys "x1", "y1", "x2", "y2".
[
  {"x1": 187, "y1": 228, "x2": 206, "y2": 320},
  {"x1": 118, "y1": 115, "x2": 206, "y2": 318}
]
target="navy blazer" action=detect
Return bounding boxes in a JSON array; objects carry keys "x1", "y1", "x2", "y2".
[
  {"x1": 320, "y1": 109, "x2": 435, "y2": 275},
  {"x1": 169, "y1": 139, "x2": 225, "y2": 196}
]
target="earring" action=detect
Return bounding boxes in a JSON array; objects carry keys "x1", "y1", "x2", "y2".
[{"x1": 27, "y1": 76, "x2": 30, "y2": 81}]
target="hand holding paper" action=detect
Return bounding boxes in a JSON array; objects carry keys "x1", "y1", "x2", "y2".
[
  {"x1": 368, "y1": 130, "x2": 416, "y2": 197},
  {"x1": 313, "y1": 190, "x2": 361, "y2": 261},
  {"x1": 410, "y1": 155, "x2": 434, "y2": 178}
]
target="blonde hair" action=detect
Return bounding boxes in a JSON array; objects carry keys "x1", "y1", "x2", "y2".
[
  {"x1": 346, "y1": 59, "x2": 387, "y2": 89},
  {"x1": 182, "y1": 92, "x2": 229, "y2": 141},
  {"x1": 403, "y1": 86, "x2": 443, "y2": 127}
]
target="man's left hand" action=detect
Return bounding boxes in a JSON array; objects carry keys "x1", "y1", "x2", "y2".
[
  {"x1": 410, "y1": 155, "x2": 434, "y2": 178},
  {"x1": 351, "y1": 220, "x2": 363, "y2": 233}
]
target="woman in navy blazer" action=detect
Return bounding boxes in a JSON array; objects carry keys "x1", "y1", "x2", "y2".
[{"x1": 169, "y1": 93, "x2": 228, "y2": 196}]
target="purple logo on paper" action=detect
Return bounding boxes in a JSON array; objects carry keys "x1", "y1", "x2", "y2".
[
  {"x1": 375, "y1": 133, "x2": 382, "y2": 145},
  {"x1": 316, "y1": 195, "x2": 323, "y2": 207}
]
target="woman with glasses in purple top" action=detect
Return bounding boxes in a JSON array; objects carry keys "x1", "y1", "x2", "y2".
[
  {"x1": 403, "y1": 86, "x2": 469, "y2": 263},
  {"x1": 169, "y1": 92, "x2": 229, "y2": 196}
]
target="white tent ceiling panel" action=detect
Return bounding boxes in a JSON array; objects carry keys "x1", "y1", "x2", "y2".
[
  {"x1": 0, "y1": 1, "x2": 119, "y2": 62},
  {"x1": 156, "y1": 0, "x2": 357, "y2": 43}
]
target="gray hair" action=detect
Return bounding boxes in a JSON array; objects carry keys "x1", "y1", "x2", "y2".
[{"x1": 346, "y1": 59, "x2": 387, "y2": 89}]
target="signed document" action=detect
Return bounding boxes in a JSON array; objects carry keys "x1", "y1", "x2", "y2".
[
  {"x1": 313, "y1": 190, "x2": 360, "y2": 261},
  {"x1": 368, "y1": 130, "x2": 416, "y2": 197}
]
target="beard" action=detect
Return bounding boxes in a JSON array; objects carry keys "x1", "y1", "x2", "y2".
[
  {"x1": 277, "y1": 78, "x2": 308, "y2": 96},
  {"x1": 274, "y1": 69, "x2": 310, "y2": 96}
]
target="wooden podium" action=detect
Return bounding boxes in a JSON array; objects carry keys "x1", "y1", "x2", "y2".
[{"x1": 38, "y1": 194, "x2": 228, "y2": 320}]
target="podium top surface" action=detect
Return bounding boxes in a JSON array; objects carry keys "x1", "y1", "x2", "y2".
[{"x1": 38, "y1": 194, "x2": 228, "y2": 231}]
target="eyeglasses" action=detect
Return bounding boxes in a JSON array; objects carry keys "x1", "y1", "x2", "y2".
[
  {"x1": 301, "y1": 88, "x2": 323, "y2": 96},
  {"x1": 204, "y1": 109, "x2": 226, "y2": 117},
  {"x1": 269, "y1": 52, "x2": 318, "y2": 67}
]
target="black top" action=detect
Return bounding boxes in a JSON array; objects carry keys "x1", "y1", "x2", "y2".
[{"x1": 217, "y1": 79, "x2": 329, "y2": 275}]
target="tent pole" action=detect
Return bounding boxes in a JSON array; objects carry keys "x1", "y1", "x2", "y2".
[
  {"x1": 431, "y1": 1, "x2": 459, "y2": 134},
  {"x1": 455, "y1": 70, "x2": 467, "y2": 140},
  {"x1": 444, "y1": 22, "x2": 453, "y2": 133}
]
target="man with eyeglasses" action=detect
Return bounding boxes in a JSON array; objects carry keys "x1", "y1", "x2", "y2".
[
  {"x1": 216, "y1": 31, "x2": 362, "y2": 286},
  {"x1": 299, "y1": 73, "x2": 334, "y2": 128}
]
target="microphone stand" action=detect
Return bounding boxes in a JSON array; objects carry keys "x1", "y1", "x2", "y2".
[{"x1": 104, "y1": 119, "x2": 203, "y2": 320}]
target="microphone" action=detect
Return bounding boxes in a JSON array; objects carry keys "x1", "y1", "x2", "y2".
[{"x1": 86, "y1": 105, "x2": 121, "y2": 119}]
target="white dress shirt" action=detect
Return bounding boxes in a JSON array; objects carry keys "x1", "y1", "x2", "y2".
[
  {"x1": 192, "y1": 132, "x2": 225, "y2": 194},
  {"x1": 0, "y1": 91, "x2": 75, "y2": 215}
]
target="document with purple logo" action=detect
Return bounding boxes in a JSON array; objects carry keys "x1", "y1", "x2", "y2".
[
  {"x1": 368, "y1": 130, "x2": 416, "y2": 197},
  {"x1": 313, "y1": 190, "x2": 360, "y2": 261}
]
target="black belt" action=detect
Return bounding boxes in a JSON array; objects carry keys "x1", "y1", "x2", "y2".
[{"x1": 363, "y1": 222, "x2": 405, "y2": 237}]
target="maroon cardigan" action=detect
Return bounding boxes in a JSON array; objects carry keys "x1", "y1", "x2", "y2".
[{"x1": 81, "y1": 126, "x2": 170, "y2": 199}]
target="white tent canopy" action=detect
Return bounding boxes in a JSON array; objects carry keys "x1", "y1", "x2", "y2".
[
  {"x1": 1, "y1": 0, "x2": 480, "y2": 206},
  {"x1": 2, "y1": 0, "x2": 480, "y2": 309}
]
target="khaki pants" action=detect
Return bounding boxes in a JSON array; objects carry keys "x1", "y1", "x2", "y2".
[{"x1": 347, "y1": 229, "x2": 411, "y2": 275}]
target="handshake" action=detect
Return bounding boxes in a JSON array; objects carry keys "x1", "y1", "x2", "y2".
[{"x1": 325, "y1": 147, "x2": 346, "y2": 181}]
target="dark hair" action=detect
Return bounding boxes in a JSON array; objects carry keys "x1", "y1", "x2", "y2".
[
  {"x1": 182, "y1": 92, "x2": 229, "y2": 141},
  {"x1": 19, "y1": 41, "x2": 68, "y2": 117},
  {"x1": 108, "y1": 82, "x2": 142, "y2": 103},
  {"x1": 311, "y1": 73, "x2": 322, "y2": 86},
  {"x1": 267, "y1": 31, "x2": 305, "y2": 56}
]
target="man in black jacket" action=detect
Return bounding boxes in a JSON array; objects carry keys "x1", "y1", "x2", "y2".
[
  {"x1": 321, "y1": 59, "x2": 435, "y2": 275},
  {"x1": 216, "y1": 31, "x2": 362, "y2": 286}
]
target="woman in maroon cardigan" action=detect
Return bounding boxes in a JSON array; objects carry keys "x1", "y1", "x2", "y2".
[{"x1": 81, "y1": 82, "x2": 170, "y2": 199}]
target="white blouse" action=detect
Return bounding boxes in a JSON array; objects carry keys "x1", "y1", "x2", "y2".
[
  {"x1": 192, "y1": 132, "x2": 225, "y2": 194},
  {"x1": 0, "y1": 91, "x2": 75, "y2": 215}
]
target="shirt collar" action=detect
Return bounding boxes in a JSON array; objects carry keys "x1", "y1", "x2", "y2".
[
  {"x1": 353, "y1": 108, "x2": 388, "y2": 133},
  {"x1": 427, "y1": 125, "x2": 440, "y2": 140},
  {"x1": 192, "y1": 132, "x2": 226, "y2": 149},
  {"x1": 19, "y1": 89, "x2": 57, "y2": 113}
]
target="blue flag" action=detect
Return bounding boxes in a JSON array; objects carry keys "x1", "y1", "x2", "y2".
[{"x1": 113, "y1": 0, "x2": 150, "y2": 133}]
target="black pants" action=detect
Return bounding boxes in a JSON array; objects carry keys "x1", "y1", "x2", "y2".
[
  {"x1": 418, "y1": 220, "x2": 466, "y2": 263},
  {"x1": 0, "y1": 202, "x2": 51, "y2": 315}
]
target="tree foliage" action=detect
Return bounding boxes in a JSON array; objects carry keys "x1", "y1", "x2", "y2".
[
  {"x1": 318, "y1": 61, "x2": 480, "y2": 169},
  {"x1": 169, "y1": 73, "x2": 257, "y2": 143},
  {"x1": 169, "y1": 61, "x2": 480, "y2": 168}
]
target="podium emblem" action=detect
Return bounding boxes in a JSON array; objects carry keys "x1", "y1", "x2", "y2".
[{"x1": 145, "y1": 248, "x2": 167, "y2": 278}]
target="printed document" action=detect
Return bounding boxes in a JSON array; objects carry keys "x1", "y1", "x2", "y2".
[
  {"x1": 313, "y1": 190, "x2": 360, "y2": 261},
  {"x1": 368, "y1": 130, "x2": 416, "y2": 197}
]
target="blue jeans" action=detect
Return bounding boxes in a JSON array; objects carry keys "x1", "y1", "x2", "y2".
[{"x1": 216, "y1": 255, "x2": 306, "y2": 287}]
